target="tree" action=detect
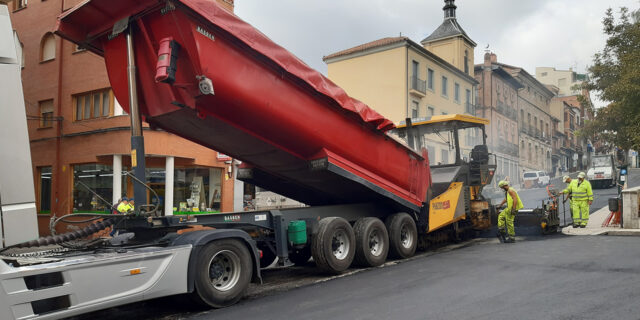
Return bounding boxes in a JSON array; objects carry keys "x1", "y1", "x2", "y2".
[{"x1": 582, "y1": 6, "x2": 640, "y2": 161}]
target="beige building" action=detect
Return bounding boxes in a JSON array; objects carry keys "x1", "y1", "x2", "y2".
[
  {"x1": 536, "y1": 67, "x2": 588, "y2": 96},
  {"x1": 323, "y1": 0, "x2": 479, "y2": 165}
]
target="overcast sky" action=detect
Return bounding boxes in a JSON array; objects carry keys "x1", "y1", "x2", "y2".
[{"x1": 235, "y1": 0, "x2": 639, "y2": 108}]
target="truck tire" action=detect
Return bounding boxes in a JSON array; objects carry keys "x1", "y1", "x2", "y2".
[
  {"x1": 192, "y1": 239, "x2": 253, "y2": 308},
  {"x1": 289, "y1": 245, "x2": 312, "y2": 266},
  {"x1": 385, "y1": 213, "x2": 417, "y2": 259},
  {"x1": 311, "y1": 217, "x2": 355, "y2": 274},
  {"x1": 353, "y1": 217, "x2": 388, "y2": 267}
]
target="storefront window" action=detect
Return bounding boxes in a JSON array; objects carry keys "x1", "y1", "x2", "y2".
[
  {"x1": 73, "y1": 164, "x2": 115, "y2": 213},
  {"x1": 39, "y1": 167, "x2": 52, "y2": 214},
  {"x1": 147, "y1": 168, "x2": 166, "y2": 213},
  {"x1": 174, "y1": 167, "x2": 222, "y2": 214}
]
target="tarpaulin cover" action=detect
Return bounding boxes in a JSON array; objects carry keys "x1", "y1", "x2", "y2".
[{"x1": 57, "y1": 0, "x2": 396, "y2": 132}]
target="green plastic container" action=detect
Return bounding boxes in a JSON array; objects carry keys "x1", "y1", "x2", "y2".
[{"x1": 287, "y1": 220, "x2": 307, "y2": 245}]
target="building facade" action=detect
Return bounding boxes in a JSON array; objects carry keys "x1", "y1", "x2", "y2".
[
  {"x1": 475, "y1": 53, "x2": 522, "y2": 185},
  {"x1": 485, "y1": 56, "x2": 555, "y2": 175},
  {"x1": 549, "y1": 91, "x2": 570, "y2": 176},
  {"x1": 9, "y1": 0, "x2": 236, "y2": 235},
  {"x1": 323, "y1": 0, "x2": 479, "y2": 165},
  {"x1": 535, "y1": 67, "x2": 588, "y2": 97},
  {"x1": 537, "y1": 66, "x2": 594, "y2": 169}
]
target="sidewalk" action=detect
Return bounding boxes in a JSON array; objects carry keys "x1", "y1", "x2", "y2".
[{"x1": 561, "y1": 205, "x2": 640, "y2": 236}]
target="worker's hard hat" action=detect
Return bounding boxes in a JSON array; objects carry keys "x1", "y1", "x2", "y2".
[
  {"x1": 129, "y1": 198, "x2": 135, "y2": 202},
  {"x1": 498, "y1": 180, "x2": 509, "y2": 187},
  {"x1": 121, "y1": 197, "x2": 128, "y2": 201},
  {"x1": 578, "y1": 172, "x2": 586, "y2": 178},
  {"x1": 563, "y1": 175, "x2": 570, "y2": 183}
]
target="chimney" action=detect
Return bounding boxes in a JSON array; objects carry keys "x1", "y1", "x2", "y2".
[
  {"x1": 490, "y1": 53, "x2": 497, "y2": 63},
  {"x1": 484, "y1": 52, "x2": 491, "y2": 66}
]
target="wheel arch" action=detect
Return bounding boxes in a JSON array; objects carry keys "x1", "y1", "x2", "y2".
[{"x1": 170, "y1": 229, "x2": 262, "y2": 292}]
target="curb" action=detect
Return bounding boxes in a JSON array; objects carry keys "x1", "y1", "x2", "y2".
[{"x1": 601, "y1": 230, "x2": 640, "y2": 236}]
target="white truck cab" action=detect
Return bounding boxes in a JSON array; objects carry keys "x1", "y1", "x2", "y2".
[{"x1": 587, "y1": 155, "x2": 617, "y2": 188}]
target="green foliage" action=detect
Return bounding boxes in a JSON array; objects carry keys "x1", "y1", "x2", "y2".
[{"x1": 584, "y1": 6, "x2": 640, "y2": 151}]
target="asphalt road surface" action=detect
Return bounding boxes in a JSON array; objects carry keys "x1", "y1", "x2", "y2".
[
  {"x1": 67, "y1": 235, "x2": 640, "y2": 320},
  {"x1": 67, "y1": 172, "x2": 639, "y2": 320},
  {"x1": 192, "y1": 236, "x2": 640, "y2": 320}
]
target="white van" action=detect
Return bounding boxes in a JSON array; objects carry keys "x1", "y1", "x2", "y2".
[{"x1": 522, "y1": 171, "x2": 549, "y2": 188}]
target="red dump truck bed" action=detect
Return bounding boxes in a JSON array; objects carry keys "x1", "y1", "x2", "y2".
[{"x1": 56, "y1": 0, "x2": 431, "y2": 211}]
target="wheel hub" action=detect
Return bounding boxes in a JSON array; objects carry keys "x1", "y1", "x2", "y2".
[
  {"x1": 208, "y1": 250, "x2": 241, "y2": 292},
  {"x1": 368, "y1": 230, "x2": 383, "y2": 256},
  {"x1": 331, "y1": 230, "x2": 349, "y2": 260},
  {"x1": 400, "y1": 225, "x2": 414, "y2": 248}
]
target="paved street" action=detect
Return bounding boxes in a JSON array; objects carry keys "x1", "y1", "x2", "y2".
[
  {"x1": 67, "y1": 174, "x2": 638, "y2": 320},
  {"x1": 193, "y1": 236, "x2": 640, "y2": 320}
]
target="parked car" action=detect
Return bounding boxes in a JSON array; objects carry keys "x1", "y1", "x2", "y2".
[{"x1": 522, "y1": 171, "x2": 549, "y2": 188}]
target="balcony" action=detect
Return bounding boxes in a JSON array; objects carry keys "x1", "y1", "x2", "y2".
[
  {"x1": 410, "y1": 76, "x2": 426, "y2": 97},
  {"x1": 465, "y1": 102, "x2": 476, "y2": 115}
]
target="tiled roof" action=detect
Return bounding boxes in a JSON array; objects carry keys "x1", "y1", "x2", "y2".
[
  {"x1": 323, "y1": 37, "x2": 408, "y2": 61},
  {"x1": 421, "y1": 18, "x2": 476, "y2": 46}
]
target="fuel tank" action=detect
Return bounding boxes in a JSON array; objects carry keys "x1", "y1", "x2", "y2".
[{"x1": 56, "y1": 0, "x2": 431, "y2": 211}]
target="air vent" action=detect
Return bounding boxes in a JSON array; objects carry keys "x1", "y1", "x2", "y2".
[
  {"x1": 31, "y1": 295, "x2": 71, "y2": 315},
  {"x1": 24, "y1": 272, "x2": 64, "y2": 290}
]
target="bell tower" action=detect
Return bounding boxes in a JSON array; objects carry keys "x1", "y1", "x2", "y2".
[{"x1": 421, "y1": 0, "x2": 476, "y2": 75}]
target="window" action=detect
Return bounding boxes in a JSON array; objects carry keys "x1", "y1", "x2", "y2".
[
  {"x1": 464, "y1": 50, "x2": 469, "y2": 74},
  {"x1": 412, "y1": 60, "x2": 419, "y2": 78},
  {"x1": 74, "y1": 88, "x2": 114, "y2": 120},
  {"x1": 13, "y1": 0, "x2": 27, "y2": 10},
  {"x1": 38, "y1": 167, "x2": 51, "y2": 214},
  {"x1": 428, "y1": 106, "x2": 435, "y2": 116},
  {"x1": 73, "y1": 164, "x2": 116, "y2": 213},
  {"x1": 440, "y1": 149, "x2": 449, "y2": 165},
  {"x1": 454, "y1": 83, "x2": 460, "y2": 103},
  {"x1": 541, "y1": 72, "x2": 547, "y2": 77},
  {"x1": 427, "y1": 146, "x2": 436, "y2": 161},
  {"x1": 411, "y1": 101, "x2": 419, "y2": 118},
  {"x1": 174, "y1": 167, "x2": 223, "y2": 213},
  {"x1": 40, "y1": 33, "x2": 56, "y2": 62},
  {"x1": 427, "y1": 68, "x2": 434, "y2": 90},
  {"x1": 441, "y1": 111, "x2": 448, "y2": 115},
  {"x1": 39, "y1": 99, "x2": 54, "y2": 128},
  {"x1": 441, "y1": 76, "x2": 448, "y2": 97}
]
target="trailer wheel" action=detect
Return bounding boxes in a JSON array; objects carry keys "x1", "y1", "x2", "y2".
[
  {"x1": 289, "y1": 245, "x2": 312, "y2": 266},
  {"x1": 312, "y1": 217, "x2": 355, "y2": 274},
  {"x1": 192, "y1": 239, "x2": 253, "y2": 308},
  {"x1": 353, "y1": 217, "x2": 389, "y2": 267},
  {"x1": 385, "y1": 213, "x2": 417, "y2": 259}
]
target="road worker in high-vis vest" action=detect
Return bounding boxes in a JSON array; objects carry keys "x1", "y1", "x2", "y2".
[
  {"x1": 561, "y1": 172, "x2": 593, "y2": 228},
  {"x1": 497, "y1": 180, "x2": 524, "y2": 243}
]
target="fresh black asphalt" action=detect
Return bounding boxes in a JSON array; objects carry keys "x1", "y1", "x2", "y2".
[{"x1": 195, "y1": 236, "x2": 640, "y2": 320}]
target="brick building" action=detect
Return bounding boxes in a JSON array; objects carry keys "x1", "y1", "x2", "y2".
[
  {"x1": 475, "y1": 53, "x2": 522, "y2": 185},
  {"x1": 8, "y1": 0, "x2": 236, "y2": 235}
]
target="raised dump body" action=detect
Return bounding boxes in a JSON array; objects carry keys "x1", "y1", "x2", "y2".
[{"x1": 56, "y1": 0, "x2": 430, "y2": 212}]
